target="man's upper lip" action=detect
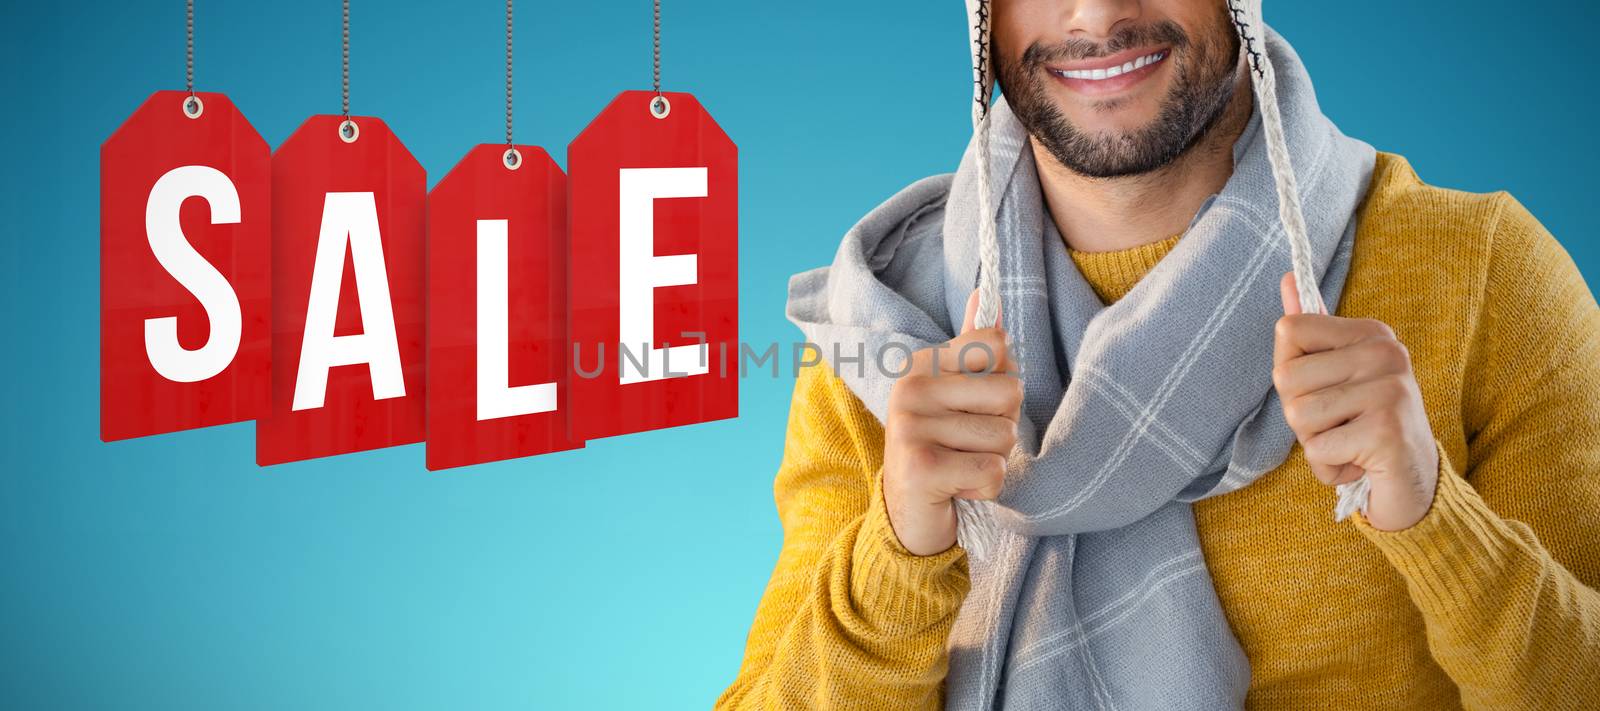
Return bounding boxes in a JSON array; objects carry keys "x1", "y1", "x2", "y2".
[{"x1": 1047, "y1": 45, "x2": 1169, "y2": 73}]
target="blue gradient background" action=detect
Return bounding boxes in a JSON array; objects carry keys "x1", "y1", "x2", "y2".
[{"x1": 1, "y1": 1, "x2": 1595, "y2": 708}]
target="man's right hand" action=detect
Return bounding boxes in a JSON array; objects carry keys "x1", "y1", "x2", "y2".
[{"x1": 882, "y1": 289, "x2": 1023, "y2": 556}]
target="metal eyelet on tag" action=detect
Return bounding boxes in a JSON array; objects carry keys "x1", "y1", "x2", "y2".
[
  {"x1": 182, "y1": 94, "x2": 204, "y2": 119},
  {"x1": 339, "y1": 119, "x2": 359, "y2": 143}
]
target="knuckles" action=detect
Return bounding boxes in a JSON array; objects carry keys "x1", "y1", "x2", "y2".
[
  {"x1": 1007, "y1": 375, "x2": 1025, "y2": 407},
  {"x1": 1369, "y1": 395, "x2": 1406, "y2": 428},
  {"x1": 905, "y1": 443, "x2": 940, "y2": 473},
  {"x1": 1310, "y1": 465, "x2": 1343, "y2": 486},
  {"x1": 1270, "y1": 362, "x2": 1292, "y2": 391},
  {"x1": 1359, "y1": 317, "x2": 1398, "y2": 342},
  {"x1": 1376, "y1": 373, "x2": 1412, "y2": 405},
  {"x1": 953, "y1": 328, "x2": 1010, "y2": 373},
  {"x1": 972, "y1": 452, "x2": 1000, "y2": 475},
  {"x1": 1281, "y1": 395, "x2": 1306, "y2": 429},
  {"x1": 969, "y1": 327, "x2": 1010, "y2": 356},
  {"x1": 1273, "y1": 315, "x2": 1295, "y2": 343},
  {"x1": 1373, "y1": 337, "x2": 1411, "y2": 373},
  {"x1": 974, "y1": 453, "x2": 1006, "y2": 487},
  {"x1": 959, "y1": 414, "x2": 1018, "y2": 451},
  {"x1": 888, "y1": 373, "x2": 930, "y2": 407}
]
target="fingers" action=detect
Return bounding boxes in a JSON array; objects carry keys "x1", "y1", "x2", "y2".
[
  {"x1": 1282, "y1": 375, "x2": 1413, "y2": 441},
  {"x1": 906, "y1": 326, "x2": 1014, "y2": 378},
  {"x1": 1275, "y1": 273, "x2": 1403, "y2": 366},
  {"x1": 1301, "y1": 411, "x2": 1401, "y2": 485},
  {"x1": 955, "y1": 485, "x2": 1005, "y2": 501},
  {"x1": 1275, "y1": 313, "x2": 1398, "y2": 366},
  {"x1": 891, "y1": 370, "x2": 1025, "y2": 418},
  {"x1": 1307, "y1": 459, "x2": 1366, "y2": 487},
  {"x1": 896, "y1": 413, "x2": 1019, "y2": 456},
  {"x1": 905, "y1": 446, "x2": 1006, "y2": 500},
  {"x1": 946, "y1": 328, "x2": 1015, "y2": 374},
  {"x1": 1273, "y1": 336, "x2": 1414, "y2": 399},
  {"x1": 883, "y1": 289, "x2": 1019, "y2": 528},
  {"x1": 1272, "y1": 346, "x2": 1357, "y2": 399}
]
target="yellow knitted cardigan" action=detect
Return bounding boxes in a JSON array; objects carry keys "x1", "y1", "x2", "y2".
[{"x1": 716, "y1": 153, "x2": 1600, "y2": 709}]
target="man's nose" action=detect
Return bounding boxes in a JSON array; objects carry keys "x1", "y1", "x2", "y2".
[{"x1": 1062, "y1": 0, "x2": 1143, "y2": 41}]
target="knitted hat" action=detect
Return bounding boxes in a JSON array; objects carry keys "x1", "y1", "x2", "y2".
[{"x1": 955, "y1": 0, "x2": 1369, "y2": 559}]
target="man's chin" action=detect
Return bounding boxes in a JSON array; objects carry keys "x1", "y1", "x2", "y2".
[
  {"x1": 1035, "y1": 131, "x2": 1182, "y2": 180},
  {"x1": 1030, "y1": 88, "x2": 1240, "y2": 179},
  {"x1": 1050, "y1": 97, "x2": 1169, "y2": 140}
]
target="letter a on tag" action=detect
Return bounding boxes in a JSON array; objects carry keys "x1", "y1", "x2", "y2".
[
  {"x1": 568, "y1": 91, "x2": 738, "y2": 440},
  {"x1": 101, "y1": 91, "x2": 271, "y2": 441},
  {"x1": 426, "y1": 145, "x2": 583, "y2": 470},
  {"x1": 257, "y1": 116, "x2": 426, "y2": 465}
]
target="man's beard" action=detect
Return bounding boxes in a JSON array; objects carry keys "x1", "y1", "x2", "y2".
[{"x1": 994, "y1": 18, "x2": 1241, "y2": 179}]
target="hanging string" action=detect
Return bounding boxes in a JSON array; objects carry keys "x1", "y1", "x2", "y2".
[
  {"x1": 181, "y1": 0, "x2": 203, "y2": 117},
  {"x1": 1226, "y1": 0, "x2": 1371, "y2": 520},
  {"x1": 501, "y1": 0, "x2": 519, "y2": 167},
  {"x1": 648, "y1": 0, "x2": 668, "y2": 117},
  {"x1": 505, "y1": 0, "x2": 513, "y2": 146},
  {"x1": 335, "y1": 0, "x2": 358, "y2": 140},
  {"x1": 185, "y1": 0, "x2": 194, "y2": 95},
  {"x1": 341, "y1": 0, "x2": 350, "y2": 118},
  {"x1": 652, "y1": 0, "x2": 661, "y2": 95},
  {"x1": 955, "y1": 0, "x2": 1002, "y2": 562}
]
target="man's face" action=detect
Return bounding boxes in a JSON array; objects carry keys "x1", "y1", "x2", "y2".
[{"x1": 991, "y1": 0, "x2": 1243, "y2": 178}]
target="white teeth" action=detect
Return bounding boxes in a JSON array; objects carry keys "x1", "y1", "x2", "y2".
[{"x1": 1056, "y1": 51, "x2": 1164, "y2": 81}]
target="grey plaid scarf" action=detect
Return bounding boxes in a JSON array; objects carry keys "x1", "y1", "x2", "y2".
[{"x1": 787, "y1": 29, "x2": 1375, "y2": 709}]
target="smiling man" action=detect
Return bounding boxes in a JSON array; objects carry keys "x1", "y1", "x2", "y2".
[{"x1": 719, "y1": 1, "x2": 1600, "y2": 709}]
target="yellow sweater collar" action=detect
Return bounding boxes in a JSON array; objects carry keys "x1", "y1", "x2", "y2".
[{"x1": 1065, "y1": 232, "x2": 1184, "y2": 304}]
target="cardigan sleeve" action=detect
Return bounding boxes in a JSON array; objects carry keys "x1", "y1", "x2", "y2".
[
  {"x1": 715, "y1": 362, "x2": 970, "y2": 711},
  {"x1": 1351, "y1": 193, "x2": 1600, "y2": 709}
]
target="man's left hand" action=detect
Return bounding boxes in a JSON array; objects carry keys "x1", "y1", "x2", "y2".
[{"x1": 1271, "y1": 271, "x2": 1439, "y2": 531}]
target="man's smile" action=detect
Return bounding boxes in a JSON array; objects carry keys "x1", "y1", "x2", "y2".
[{"x1": 1046, "y1": 47, "x2": 1170, "y2": 96}]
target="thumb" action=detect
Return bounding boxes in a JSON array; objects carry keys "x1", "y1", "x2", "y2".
[
  {"x1": 1310, "y1": 460, "x2": 1366, "y2": 487},
  {"x1": 961, "y1": 288, "x2": 980, "y2": 334},
  {"x1": 961, "y1": 288, "x2": 1004, "y2": 335},
  {"x1": 1279, "y1": 271, "x2": 1302, "y2": 316}
]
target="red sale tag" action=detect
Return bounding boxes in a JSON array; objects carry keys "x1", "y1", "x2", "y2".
[
  {"x1": 257, "y1": 116, "x2": 426, "y2": 465},
  {"x1": 101, "y1": 91, "x2": 271, "y2": 441},
  {"x1": 568, "y1": 91, "x2": 738, "y2": 440},
  {"x1": 426, "y1": 145, "x2": 583, "y2": 470}
]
